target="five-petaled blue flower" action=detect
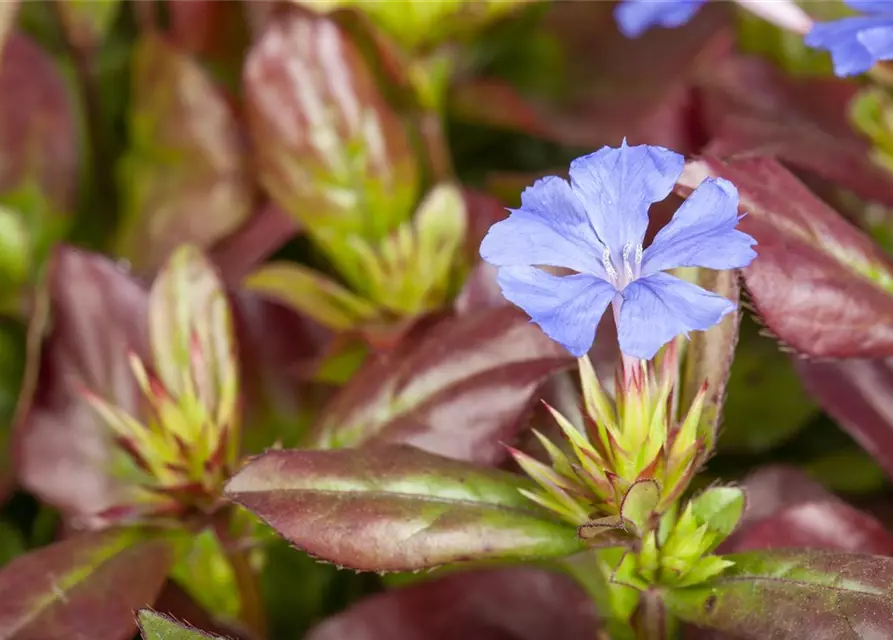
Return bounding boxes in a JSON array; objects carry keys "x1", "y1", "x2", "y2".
[
  {"x1": 615, "y1": 0, "x2": 706, "y2": 38},
  {"x1": 479, "y1": 142, "x2": 757, "y2": 360},
  {"x1": 805, "y1": 1, "x2": 893, "y2": 77}
]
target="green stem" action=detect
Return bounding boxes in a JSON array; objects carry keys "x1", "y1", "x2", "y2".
[
  {"x1": 213, "y1": 511, "x2": 267, "y2": 639},
  {"x1": 634, "y1": 590, "x2": 679, "y2": 640},
  {"x1": 558, "y1": 551, "x2": 637, "y2": 640}
]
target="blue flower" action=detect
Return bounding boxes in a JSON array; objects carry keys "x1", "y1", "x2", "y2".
[
  {"x1": 479, "y1": 142, "x2": 757, "y2": 360},
  {"x1": 615, "y1": 0, "x2": 707, "y2": 38},
  {"x1": 805, "y1": 1, "x2": 893, "y2": 77}
]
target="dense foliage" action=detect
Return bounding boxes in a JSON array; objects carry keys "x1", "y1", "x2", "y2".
[{"x1": 3, "y1": 1, "x2": 893, "y2": 639}]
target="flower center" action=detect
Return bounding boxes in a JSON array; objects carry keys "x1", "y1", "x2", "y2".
[{"x1": 602, "y1": 242, "x2": 642, "y2": 289}]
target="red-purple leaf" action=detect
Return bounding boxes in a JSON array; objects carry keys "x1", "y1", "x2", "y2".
[
  {"x1": 665, "y1": 550, "x2": 893, "y2": 639},
  {"x1": 680, "y1": 157, "x2": 893, "y2": 358},
  {"x1": 0, "y1": 32, "x2": 77, "y2": 247},
  {"x1": 14, "y1": 246, "x2": 149, "y2": 526},
  {"x1": 730, "y1": 465, "x2": 831, "y2": 530},
  {"x1": 117, "y1": 34, "x2": 253, "y2": 273},
  {"x1": 306, "y1": 567, "x2": 601, "y2": 640},
  {"x1": 0, "y1": 528, "x2": 173, "y2": 640},
  {"x1": 720, "y1": 465, "x2": 893, "y2": 556},
  {"x1": 224, "y1": 445, "x2": 582, "y2": 572},
  {"x1": 244, "y1": 8, "x2": 419, "y2": 239},
  {"x1": 727, "y1": 501, "x2": 893, "y2": 556},
  {"x1": 309, "y1": 307, "x2": 573, "y2": 464},
  {"x1": 211, "y1": 202, "x2": 300, "y2": 285},
  {"x1": 699, "y1": 56, "x2": 893, "y2": 207},
  {"x1": 796, "y1": 358, "x2": 893, "y2": 482}
]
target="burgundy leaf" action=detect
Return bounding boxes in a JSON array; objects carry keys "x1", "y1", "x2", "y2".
[
  {"x1": 117, "y1": 33, "x2": 253, "y2": 273},
  {"x1": 306, "y1": 567, "x2": 601, "y2": 640},
  {"x1": 719, "y1": 465, "x2": 893, "y2": 557},
  {"x1": 727, "y1": 500, "x2": 893, "y2": 556},
  {"x1": 14, "y1": 246, "x2": 149, "y2": 526},
  {"x1": 309, "y1": 307, "x2": 573, "y2": 464},
  {"x1": 0, "y1": 32, "x2": 77, "y2": 217},
  {"x1": 244, "y1": 7, "x2": 418, "y2": 238},
  {"x1": 698, "y1": 56, "x2": 893, "y2": 207},
  {"x1": 224, "y1": 445, "x2": 581, "y2": 572},
  {"x1": 796, "y1": 358, "x2": 893, "y2": 482},
  {"x1": 680, "y1": 157, "x2": 893, "y2": 358},
  {"x1": 666, "y1": 550, "x2": 893, "y2": 639},
  {"x1": 0, "y1": 528, "x2": 173, "y2": 640},
  {"x1": 211, "y1": 202, "x2": 300, "y2": 285}
]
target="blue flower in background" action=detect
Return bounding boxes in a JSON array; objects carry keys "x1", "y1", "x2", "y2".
[
  {"x1": 615, "y1": 0, "x2": 707, "y2": 38},
  {"x1": 805, "y1": 1, "x2": 893, "y2": 77},
  {"x1": 479, "y1": 142, "x2": 757, "y2": 360}
]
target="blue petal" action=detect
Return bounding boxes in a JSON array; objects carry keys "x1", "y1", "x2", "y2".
[
  {"x1": 568, "y1": 141, "x2": 684, "y2": 262},
  {"x1": 617, "y1": 272, "x2": 735, "y2": 359},
  {"x1": 496, "y1": 266, "x2": 616, "y2": 357},
  {"x1": 480, "y1": 175, "x2": 607, "y2": 277},
  {"x1": 614, "y1": 0, "x2": 707, "y2": 38},
  {"x1": 641, "y1": 177, "x2": 757, "y2": 275},
  {"x1": 859, "y1": 24, "x2": 893, "y2": 59},
  {"x1": 845, "y1": 1, "x2": 893, "y2": 15},
  {"x1": 805, "y1": 17, "x2": 889, "y2": 76}
]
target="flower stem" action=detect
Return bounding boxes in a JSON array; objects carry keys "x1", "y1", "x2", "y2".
[
  {"x1": 213, "y1": 510, "x2": 267, "y2": 639},
  {"x1": 634, "y1": 590, "x2": 679, "y2": 640}
]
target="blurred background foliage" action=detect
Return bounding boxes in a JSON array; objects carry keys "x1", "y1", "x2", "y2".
[{"x1": 2, "y1": 1, "x2": 893, "y2": 639}]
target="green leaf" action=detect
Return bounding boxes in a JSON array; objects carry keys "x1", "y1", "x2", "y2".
[
  {"x1": 149, "y1": 245, "x2": 235, "y2": 399},
  {"x1": 689, "y1": 486, "x2": 745, "y2": 551},
  {"x1": 0, "y1": 206, "x2": 30, "y2": 299},
  {"x1": 224, "y1": 444, "x2": 582, "y2": 572},
  {"x1": 345, "y1": 183, "x2": 468, "y2": 316},
  {"x1": 674, "y1": 267, "x2": 740, "y2": 433},
  {"x1": 245, "y1": 11, "x2": 419, "y2": 244},
  {"x1": 168, "y1": 529, "x2": 239, "y2": 621},
  {"x1": 664, "y1": 549, "x2": 893, "y2": 638},
  {"x1": 293, "y1": 0, "x2": 529, "y2": 51},
  {"x1": 137, "y1": 609, "x2": 222, "y2": 639},
  {"x1": 719, "y1": 317, "x2": 817, "y2": 453},
  {"x1": 117, "y1": 34, "x2": 252, "y2": 272},
  {"x1": 245, "y1": 262, "x2": 382, "y2": 332},
  {"x1": 0, "y1": 528, "x2": 174, "y2": 639},
  {"x1": 56, "y1": 0, "x2": 121, "y2": 52},
  {"x1": 619, "y1": 480, "x2": 660, "y2": 535}
]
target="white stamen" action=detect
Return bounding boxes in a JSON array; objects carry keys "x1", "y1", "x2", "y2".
[
  {"x1": 602, "y1": 246, "x2": 617, "y2": 280},
  {"x1": 635, "y1": 243, "x2": 643, "y2": 265},
  {"x1": 622, "y1": 243, "x2": 634, "y2": 279}
]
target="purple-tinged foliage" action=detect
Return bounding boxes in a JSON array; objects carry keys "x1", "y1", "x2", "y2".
[
  {"x1": 306, "y1": 567, "x2": 601, "y2": 640},
  {"x1": 796, "y1": 358, "x2": 893, "y2": 482},
  {"x1": 310, "y1": 306, "x2": 573, "y2": 464},
  {"x1": 4, "y1": 1, "x2": 893, "y2": 639},
  {"x1": 480, "y1": 141, "x2": 756, "y2": 359},
  {"x1": 0, "y1": 529, "x2": 173, "y2": 640},
  {"x1": 806, "y1": 1, "x2": 893, "y2": 77},
  {"x1": 680, "y1": 156, "x2": 893, "y2": 358},
  {"x1": 225, "y1": 445, "x2": 582, "y2": 572}
]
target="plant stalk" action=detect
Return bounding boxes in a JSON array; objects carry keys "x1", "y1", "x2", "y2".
[{"x1": 213, "y1": 510, "x2": 267, "y2": 640}]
